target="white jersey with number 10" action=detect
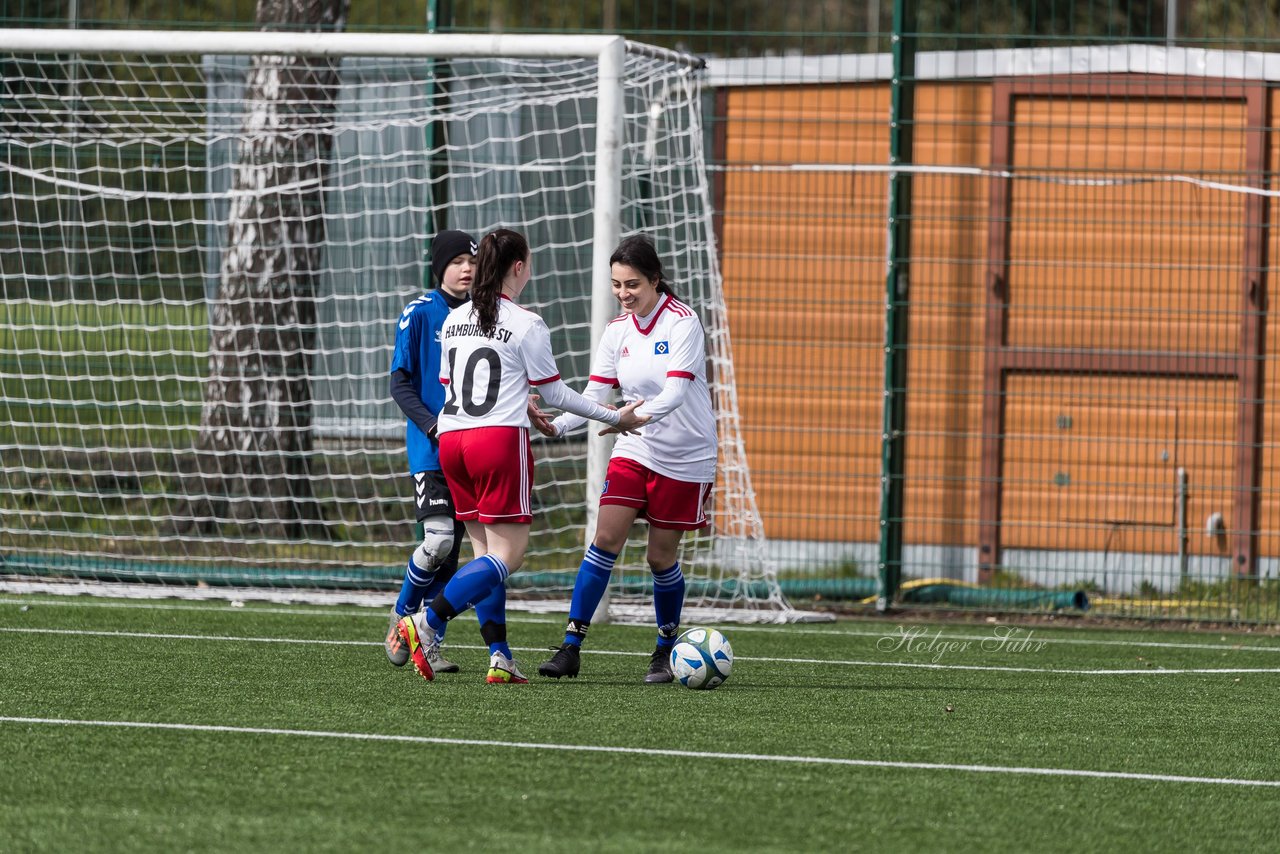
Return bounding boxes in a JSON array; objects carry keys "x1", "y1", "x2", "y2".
[
  {"x1": 436, "y1": 296, "x2": 563, "y2": 435},
  {"x1": 437, "y1": 295, "x2": 618, "y2": 435}
]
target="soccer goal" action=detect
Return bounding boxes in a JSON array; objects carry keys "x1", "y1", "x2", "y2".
[{"x1": 0, "y1": 28, "x2": 808, "y2": 623}]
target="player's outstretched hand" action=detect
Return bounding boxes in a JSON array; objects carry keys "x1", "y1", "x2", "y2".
[
  {"x1": 527, "y1": 394, "x2": 557, "y2": 437},
  {"x1": 601, "y1": 399, "x2": 649, "y2": 436}
]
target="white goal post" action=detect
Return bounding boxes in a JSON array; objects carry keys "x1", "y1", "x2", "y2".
[{"x1": 0, "y1": 28, "x2": 810, "y2": 623}]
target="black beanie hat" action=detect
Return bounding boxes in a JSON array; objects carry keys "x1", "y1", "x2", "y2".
[{"x1": 431, "y1": 229, "x2": 477, "y2": 286}]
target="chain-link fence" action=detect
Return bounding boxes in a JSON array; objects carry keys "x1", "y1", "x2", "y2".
[{"x1": 6, "y1": 2, "x2": 1280, "y2": 621}]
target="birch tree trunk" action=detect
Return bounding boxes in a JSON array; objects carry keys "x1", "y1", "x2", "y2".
[{"x1": 190, "y1": 0, "x2": 349, "y2": 539}]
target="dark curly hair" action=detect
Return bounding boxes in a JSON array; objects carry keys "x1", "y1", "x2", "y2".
[{"x1": 610, "y1": 235, "x2": 677, "y2": 301}]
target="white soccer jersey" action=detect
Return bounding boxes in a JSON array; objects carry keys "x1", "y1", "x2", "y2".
[
  {"x1": 592, "y1": 295, "x2": 717, "y2": 483},
  {"x1": 437, "y1": 296, "x2": 615, "y2": 435}
]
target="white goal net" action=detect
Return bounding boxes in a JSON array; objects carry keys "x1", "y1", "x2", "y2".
[{"x1": 0, "y1": 29, "x2": 800, "y2": 622}]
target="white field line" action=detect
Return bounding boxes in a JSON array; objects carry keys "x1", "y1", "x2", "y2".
[
  {"x1": 0, "y1": 594, "x2": 561, "y2": 625},
  {"x1": 5, "y1": 594, "x2": 1280, "y2": 656},
  {"x1": 2, "y1": 715, "x2": 1277, "y2": 789},
  {"x1": 0, "y1": 625, "x2": 408, "y2": 647},
  {"x1": 3, "y1": 626, "x2": 1279, "y2": 675}
]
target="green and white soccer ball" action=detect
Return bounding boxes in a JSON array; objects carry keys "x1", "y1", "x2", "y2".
[{"x1": 669, "y1": 627, "x2": 733, "y2": 690}]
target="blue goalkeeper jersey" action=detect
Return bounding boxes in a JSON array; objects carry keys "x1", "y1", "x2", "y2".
[{"x1": 390, "y1": 290, "x2": 459, "y2": 474}]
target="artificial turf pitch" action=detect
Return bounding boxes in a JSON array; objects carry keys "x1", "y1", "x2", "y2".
[{"x1": 3, "y1": 595, "x2": 1279, "y2": 852}]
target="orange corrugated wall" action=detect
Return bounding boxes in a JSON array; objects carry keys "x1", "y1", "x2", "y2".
[{"x1": 720, "y1": 79, "x2": 1278, "y2": 562}]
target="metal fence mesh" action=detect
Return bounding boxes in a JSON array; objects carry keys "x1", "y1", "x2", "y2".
[{"x1": 5, "y1": 4, "x2": 1280, "y2": 621}]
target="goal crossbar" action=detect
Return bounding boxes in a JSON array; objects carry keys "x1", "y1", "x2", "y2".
[{"x1": 0, "y1": 28, "x2": 702, "y2": 66}]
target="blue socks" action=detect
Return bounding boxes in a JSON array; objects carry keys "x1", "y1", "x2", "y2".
[
  {"x1": 394, "y1": 556, "x2": 435, "y2": 617},
  {"x1": 474, "y1": 582, "x2": 511, "y2": 658},
  {"x1": 652, "y1": 562, "x2": 685, "y2": 650},
  {"x1": 425, "y1": 554, "x2": 509, "y2": 635},
  {"x1": 563, "y1": 545, "x2": 619, "y2": 647},
  {"x1": 561, "y1": 551, "x2": 684, "y2": 650},
  {"x1": 395, "y1": 560, "x2": 450, "y2": 642}
]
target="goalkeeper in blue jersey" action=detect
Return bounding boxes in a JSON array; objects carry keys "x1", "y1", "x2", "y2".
[{"x1": 383, "y1": 229, "x2": 492, "y2": 674}]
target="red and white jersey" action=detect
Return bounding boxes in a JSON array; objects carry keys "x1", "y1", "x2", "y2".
[
  {"x1": 436, "y1": 296, "x2": 563, "y2": 435},
  {"x1": 594, "y1": 295, "x2": 717, "y2": 483}
]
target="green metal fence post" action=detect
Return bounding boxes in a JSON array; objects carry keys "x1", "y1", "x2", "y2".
[{"x1": 877, "y1": 0, "x2": 917, "y2": 612}]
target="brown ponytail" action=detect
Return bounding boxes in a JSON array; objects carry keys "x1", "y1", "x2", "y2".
[{"x1": 471, "y1": 228, "x2": 529, "y2": 336}]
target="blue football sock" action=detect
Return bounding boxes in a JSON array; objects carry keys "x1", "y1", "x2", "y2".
[
  {"x1": 474, "y1": 583, "x2": 511, "y2": 658},
  {"x1": 422, "y1": 579, "x2": 448, "y2": 641},
  {"x1": 394, "y1": 556, "x2": 435, "y2": 617},
  {"x1": 564, "y1": 545, "x2": 618, "y2": 646},
  {"x1": 425, "y1": 554, "x2": 509, "y2": 635},
  {"x1": 652, "y1": 562, "x2": 685, "y2": 649}
]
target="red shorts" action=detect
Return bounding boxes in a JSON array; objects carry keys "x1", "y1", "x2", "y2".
[
  {"x1": 438, "y1": 426, "x2": 534, "y2": 524},
  {"x1": 599, "y1": 456, "x2": 712, "y2": 531}
]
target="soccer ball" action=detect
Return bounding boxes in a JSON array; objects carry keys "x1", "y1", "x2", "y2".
[{"x1": 669, "y1": 627, "x2": 733, "y2": 690}]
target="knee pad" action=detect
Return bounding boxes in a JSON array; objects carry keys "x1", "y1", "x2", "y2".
[{"x1": 413, "y1": 516, "x2": 455, "y2": 570}]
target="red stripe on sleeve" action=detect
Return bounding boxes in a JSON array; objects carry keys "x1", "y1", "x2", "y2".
[
  {"x1": 667, "y1": 371, "x2": 695, "y2": 380},
  {"x1": 528, "y1": 374, "x2": 562, "y2": 386},
  {"x1": 589, "y1": 374, "x2": 620, "y2": 387}
]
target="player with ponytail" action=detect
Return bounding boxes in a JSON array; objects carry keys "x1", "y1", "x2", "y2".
[{"x1": 395, "y1": 228, "x2": 649, "y2": 684}]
